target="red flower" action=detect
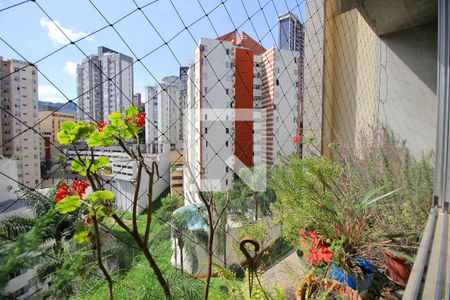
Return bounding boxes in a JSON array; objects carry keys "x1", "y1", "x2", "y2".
[
  {"x1": 55, "y1": 182, "x2": 69, "y2": 202},
  {"x1": 317, "y1": 245, "x2": 332, "y2": 263},
  {"x1": 293, "y1": 133, "x2": 301, "y2": 143},
  {"x1": 71, "y1": 178, "x2": 89, "y2": 197},
  {"x1": 136, "y1": 112, "x2": 146, "y2": 127},
  {"x1": 307, "y1": 247, "x2": 319, "y2": 265},
  {"x1": 309, "y1": 231, "x2": 319, "y2": 247},
  {"x1": 97, "y1": 120, "x2": 107, "y2": 132},
  {"x1": 55, "y1": 179, "x2": 89, "y2": 203}
]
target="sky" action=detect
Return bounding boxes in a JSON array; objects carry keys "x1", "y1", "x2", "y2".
[{"x1": 0, "y1": 0, "x2": 305, "y2": 103}]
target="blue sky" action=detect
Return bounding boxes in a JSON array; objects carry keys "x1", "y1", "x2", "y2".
[{"x1": 0, "y1": 0, "x2": 305, "y2": 103}]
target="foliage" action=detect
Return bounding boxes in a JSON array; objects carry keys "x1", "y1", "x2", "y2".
[
  {"x1": 213, "y1": 263, "x2": 285, "y2": 300},
  {"x1": 271, "y1": 153, "x2": 396, "y2": 272},
  {"x1": 156, "y1": 194, "x2": 184, "y2": 222},
  {"x1": 0, "y1": 208, "x2": 57, "y2": 296},
  {"x1": 53, "y1": 106, "x2": 173, "y2": 299}
]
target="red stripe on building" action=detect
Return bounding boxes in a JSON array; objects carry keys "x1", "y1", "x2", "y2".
[{"x1": 234, "y1": 47, "x2": 254, "y2": 168}]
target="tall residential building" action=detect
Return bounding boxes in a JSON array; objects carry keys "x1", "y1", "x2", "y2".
[
  {"x1": 77, "y1": 47, "x2": 133, "y2": 122},
  {"x1": 0, "y1": 57, "x2": 41, "y2": 187},
  {"x1": 144, "y1": 70, "x2": 187, "y2": 153},
  {"x1": 184, "y1": 31, "x2": 300, "y2": 203},
  {"x1": 278, "y1": 12, "x2": 305, "y2": 52},
  {"x1": 133, "y1": 92, "x2": 142, "y2": 107},
  {"x1": 144, "y1": 85, "x2": 158, "y2": 153},
  {"x1": 38, "y1": 109, "x2": 75, "y2": 168}
]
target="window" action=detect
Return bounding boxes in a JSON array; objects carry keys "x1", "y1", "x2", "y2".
[
  {"x1": 226, "y1": 75, "x2": 233, "y2": 81},
  {"x1": 226, "y1": 166, "x2": 229, "y2": 172},
  {"x1": 205, "y1": 127, "x2": 208, "y2": 134},
  {"x1": 225, "y1": 88, "x2": 230, "y2": 95},
  {"x1": 226, "y1": 62, "x2": 233, "y2": 68},
  {"x1": 254, "y1": 85, "x2": 261, "y2": 90},
  {"x1": 226, "y1": 48, "x2": 231, "y2": 55},
  {"x1": 203, "y1": 86, "x2": 208, "y2": 93},
  {"x1": 294, "y1": 57, "x2": 297, "y2": 63},
  {"x1": 204, "y1": 114, "x2": 207, "y2": 121},
  {"x1": 202, "y1": 45, "x2": 208, "y2": 52},
  {"x1": 202, "y1": 59, "x2": 208, "y2": 66},
  {"x1": 276, "y1": 79, "x2": 279, "y2": 86},
  {"x1": 225, "y1": 128, "x2": 229, "y2": 134},
  {"x1": 205, "y1": 141, "x2": 208, "y2": 147},
  {"x1": 225, "y1": 141, "x2": 228, "y2": 147},
  {"x1": 226, "y1": 179, "x2": 228, "y2": 186}
]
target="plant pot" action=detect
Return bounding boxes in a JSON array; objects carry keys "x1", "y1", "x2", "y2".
[
  {"x1": 382, "y1": 248, "x2": 412, "y2": 286},
  {"x1": 328, "y1": 258, "x2": 375, "y2": 292},
  {"x1": 295, "y1": 277, "x2": 361, "y2": 300}
]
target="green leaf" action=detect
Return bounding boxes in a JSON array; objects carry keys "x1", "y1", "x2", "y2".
[
  {"x1": 73, "y1": 223, "x2": 90, "y2": 244},
  {"x1": 108, "y1": 112, "x2": 123, "y2": 121},
  {"x1": 95, "y1": 156, "x2": 109, "y2": 168},
  {"x1": 71, "y1": 157, "x2": 89, "y2": 176},
  {"x1": 85, "y1": 190, "x2": 115, "y2": 201},
  {"x1": 56, "y1": 131, "x2": 71, "y2": 145},
  {"x1": 55, "y1": 196, "x2": 81, "y2": 214},
  {"x1": 61, "y1": 121, "x2": 76, "y2": 131},
  {"x1": 87, "y1": 131, "x2": 104, "y2": 147},
  {"x1": 125, "y1": 106, "x2": 138, "y2": 117}
]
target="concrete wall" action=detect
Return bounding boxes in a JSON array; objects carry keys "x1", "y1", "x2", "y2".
[
  {"x1": 0, "y1": 157, "x2": 19, "y2": 202},
  {"x1": 303, "y1": 0, "x2": 437, "y2": 157},
  {"x1": 377, "y1": 23, "x2": 437, "y2": 155}
]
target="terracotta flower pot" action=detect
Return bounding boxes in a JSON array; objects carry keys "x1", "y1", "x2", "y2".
[
  {"x1": 382, "y1": 248, "x2": 412, "y2": 286},
  {"x1": 295, "y1": 277, "x2": 362, "y2": 300}
]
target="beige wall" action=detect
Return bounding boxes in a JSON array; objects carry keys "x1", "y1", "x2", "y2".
[
  {"x1": 322, "y1": 8, "x2": 378, "y2": 157},
  {"x1": 303, "y1": 0, "x2": 437, "y2": 158}
]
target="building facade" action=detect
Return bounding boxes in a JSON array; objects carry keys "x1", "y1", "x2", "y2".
[
  {"x1": 183, "y1": 31, "x2": 301, "y2": 203},
  {"x1": 76, "y1": 47, "x2": 133, "y2": 122},
  {"x1": 278, "y1": 12, "x2": 305, "y2": 52},
  {"x1": 38, "y1": 109, "x2": 76, "y2": 168},
  {"x1": 144, "y1": 70, "x2": 187, "y2": 153},
  {"x1": 0, "y1": 57, "x2": 41, "y2": 188}
]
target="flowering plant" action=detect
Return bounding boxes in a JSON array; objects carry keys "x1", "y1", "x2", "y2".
[
  {"x1": 299, "y1": 230, "x2": 332, "y2": 267},
  {"x1": 54, "y1": 106, "x2": 170, "y2": 299}
]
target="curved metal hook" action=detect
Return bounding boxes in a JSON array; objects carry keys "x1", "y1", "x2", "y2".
[{"x1": 239, "y1": 237, "x2": 260, "y2": 298}]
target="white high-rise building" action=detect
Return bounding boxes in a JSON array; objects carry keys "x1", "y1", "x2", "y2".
[
  {"x1": 184, "y1": 31, "x2": 301, "y2": 204},
  {"x1": 0, "y1": 57, "x2": 41, "y2": 188},
  {"x1": 77, "y1": 47, "x2": 133, "y2": 122},
  {"x1": 144, "y1": 70, "x2": 186, "y2": 153}
]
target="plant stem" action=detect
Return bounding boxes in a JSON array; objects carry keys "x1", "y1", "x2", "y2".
[
  {"x1": 204, "y1": 203, "x2": 214, "y2": 300},
  {"x1": 92, "y1": 215, "x2": 113, "y2": 300},
  {"x1": 132, "y1": 161, "x2": 143, "y2": 234}
]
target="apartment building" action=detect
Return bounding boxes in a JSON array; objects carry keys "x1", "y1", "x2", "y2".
[
  {"x1": 38, "y1": 109, "x2": 75, "y2": 167},
  {"x1": 144, "y1": 69, "x2": 187, "y2": 153},
  {"x1": 184, "y1": 31, "x2": 301, "y2": 203},
  {"x1": 76, "y1": 47, "x2": 133, "y2": 122},
  {"x1": 64, "y1": 145, "x2": 169, "y2": 213},
  {"x1": 0, "y1": 57, "x2": 41, "y2": 188},
  {"x1": 170, "y1": 150, "x2": 183, "y2": 196}
]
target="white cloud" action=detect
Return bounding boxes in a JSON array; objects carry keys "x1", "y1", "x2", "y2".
[
  {"x1": 39, "y1": 85, "x2": 66, "y2": 103},
  {"x1": 63, "y1": 61, "x2": 77, "y2": 77},
  {"x1": 40, "y1": 17, "x2": 93, "y2": 45}
]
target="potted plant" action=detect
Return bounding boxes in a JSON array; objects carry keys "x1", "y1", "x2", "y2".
[
  {"x1": 271, "y1": 154, "x2": 396, "y2": 292},
  {"x1": 295, "y1": 269, "x2": 362, "y2": 300}
]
